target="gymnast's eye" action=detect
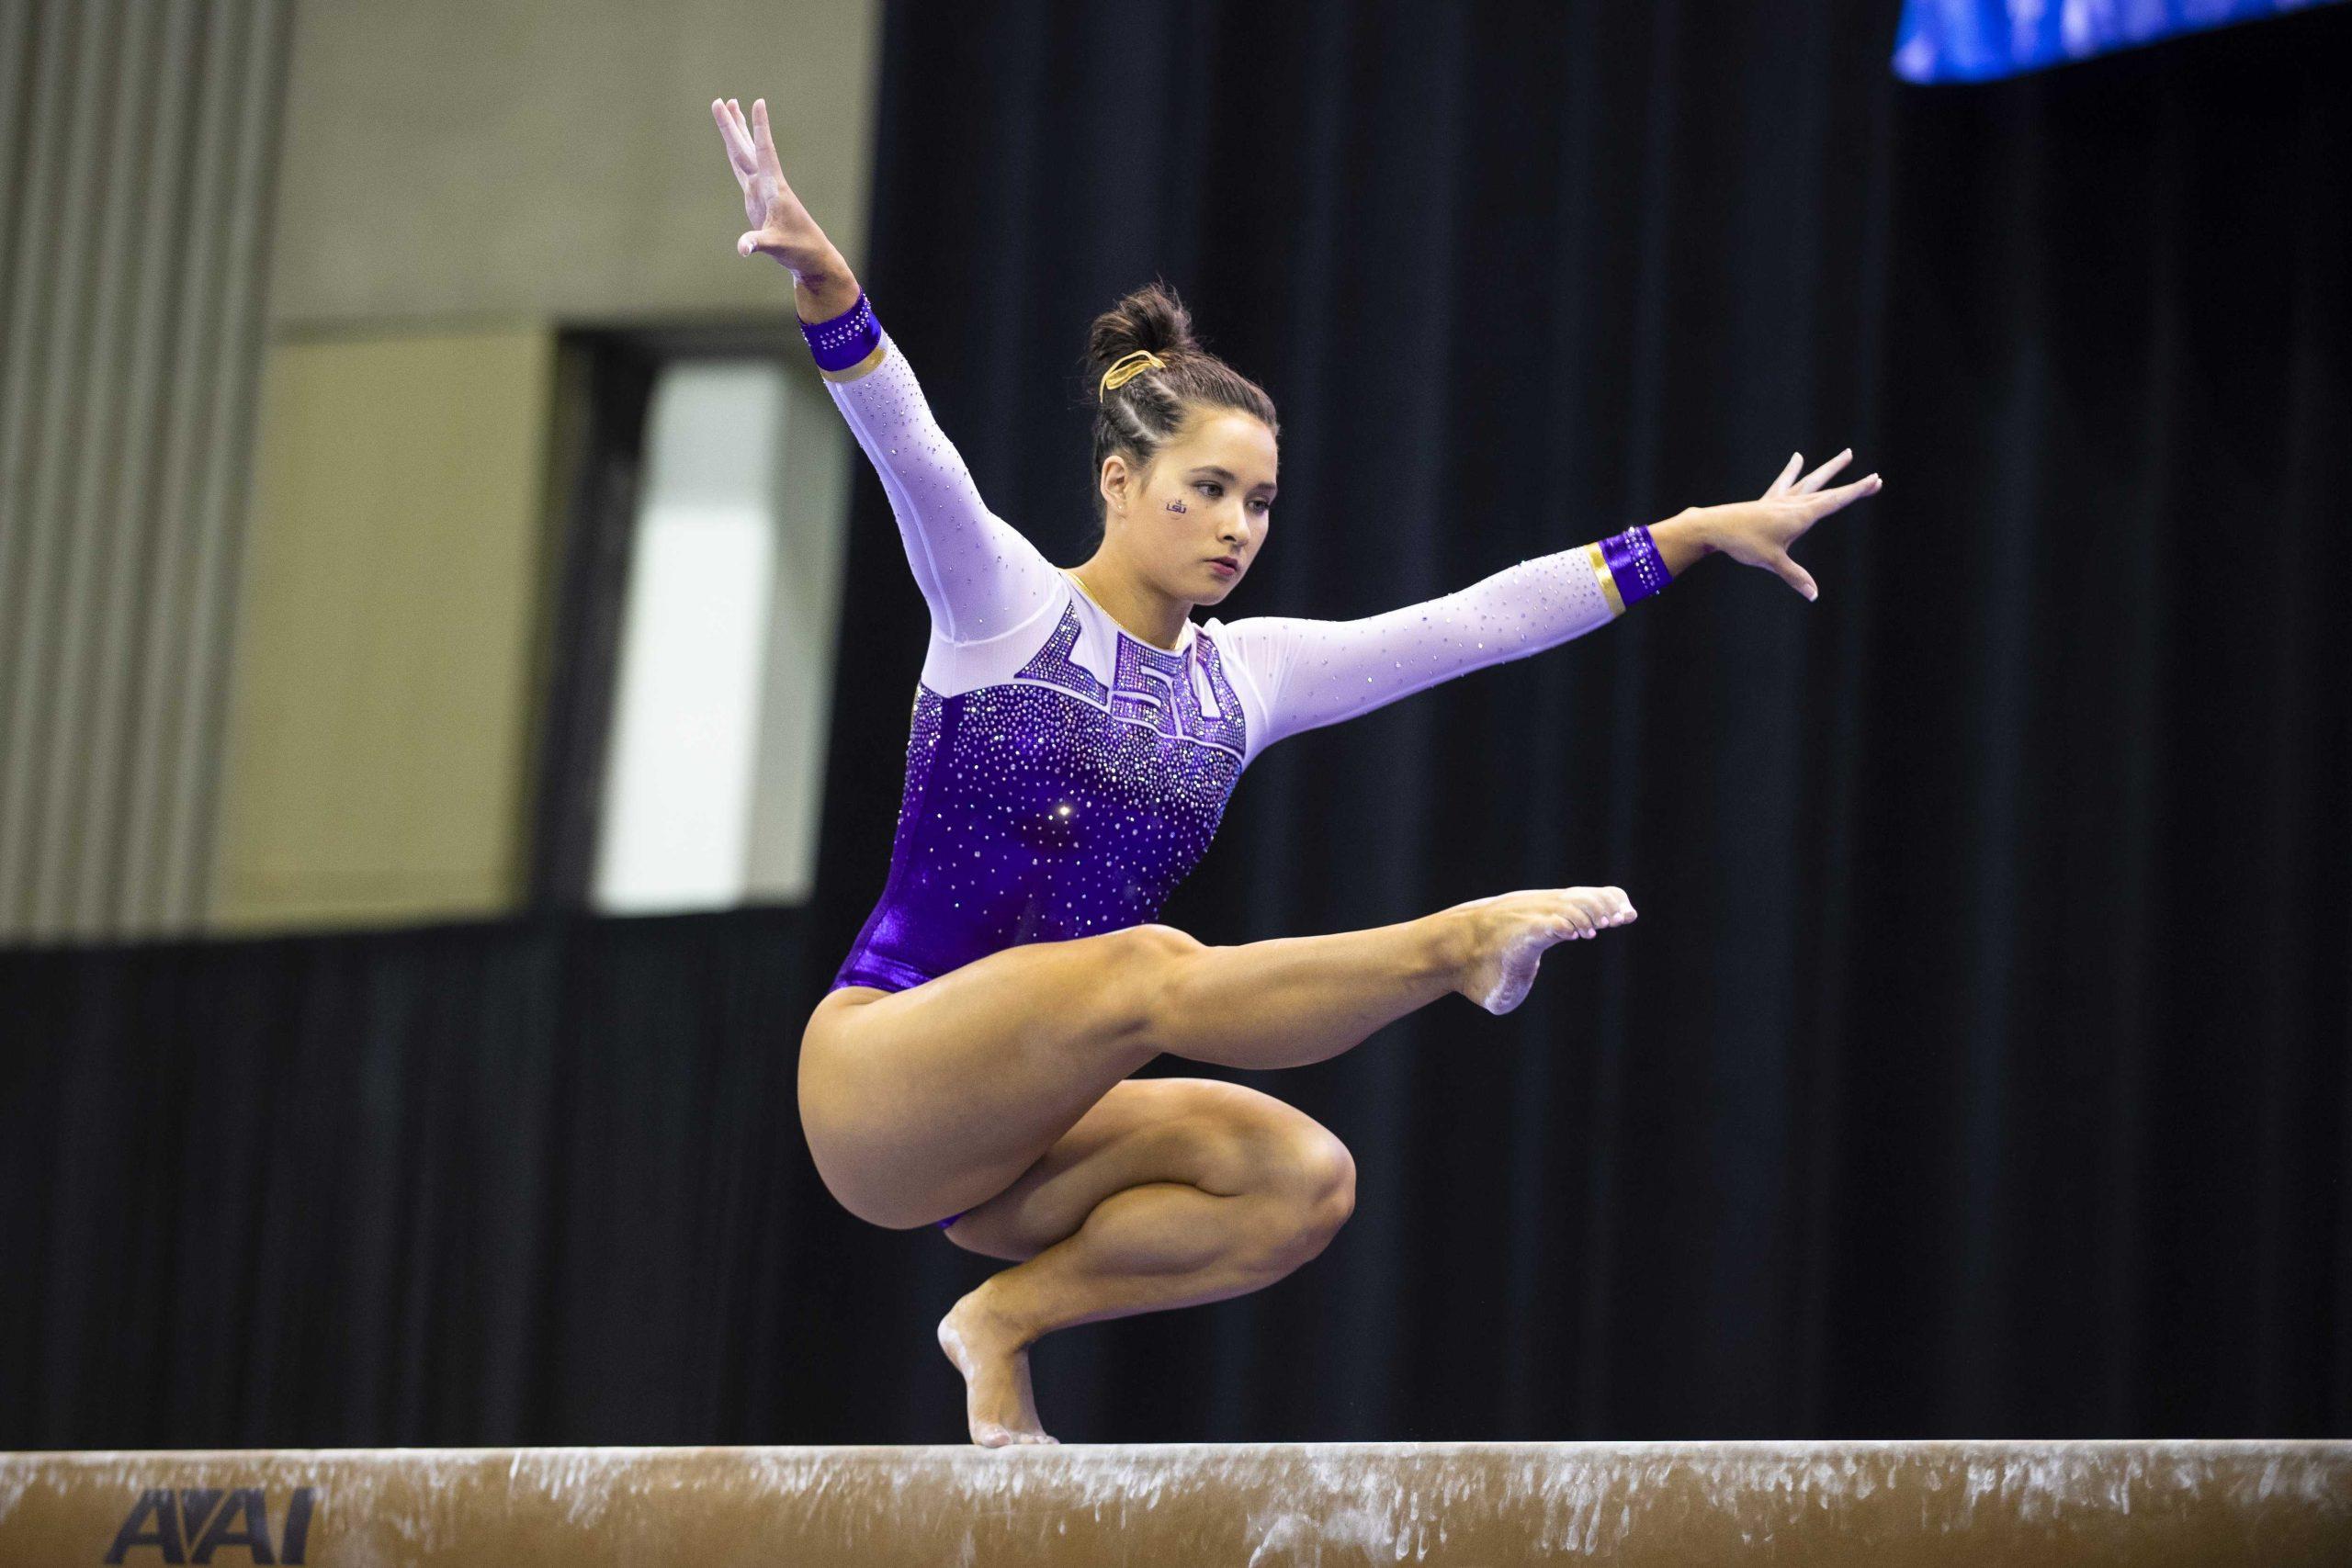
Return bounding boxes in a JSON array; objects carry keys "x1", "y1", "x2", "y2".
[
  {"x1": 1200, "y1": 480, "x2": 1272, "y2": 514},
  {"x1": 1204, "y1": 484, "x2": 1279, "y2": 514}
]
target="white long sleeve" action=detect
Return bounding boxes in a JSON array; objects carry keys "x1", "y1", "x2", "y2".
[
  {"x1": 823, "y1": 330, "x2": 1063, "y2": 645},
  {"x1": 1212, "y1": 547, "x2": 1623, "y2": 759}
]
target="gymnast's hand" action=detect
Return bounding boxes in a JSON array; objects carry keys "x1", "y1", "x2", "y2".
[
  {"x1": 1681, "y1": 450, "x2": 1883, "y2": 603},
  {"x1": 709, "y1": 96, "x2": 834, "y2": 275}
]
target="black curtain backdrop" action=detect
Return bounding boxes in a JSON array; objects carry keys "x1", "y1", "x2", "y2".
[{"x1": 4, "y1": 1, "x2": 2347, "y2": 1448}]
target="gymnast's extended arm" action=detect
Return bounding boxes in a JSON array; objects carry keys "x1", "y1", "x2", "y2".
[
  {"x1": 711, "y1": 95, "x2": 1058, "y2": 644},
  {"x1": 1214, "y1": 543, "x2": 1628, "y2": 753},
  {"x1": 1217, "y1": 451, "x2": 1883, "y2": 752}
]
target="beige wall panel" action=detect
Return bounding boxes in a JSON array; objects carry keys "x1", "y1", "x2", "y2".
[
  {"x1": 270, "y1": 0, "x2": 880, "y2": 329},
  {"x1": 0, "y1": 0, "x2": 293, "y2": 943},
  {"x1": 212, "y1": 328, "x2": 555, "y2": 931}
]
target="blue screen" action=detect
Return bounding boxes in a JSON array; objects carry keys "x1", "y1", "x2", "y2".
[{"x1": 1894, "y1": 0, "x2": 2346, "y2": 82}]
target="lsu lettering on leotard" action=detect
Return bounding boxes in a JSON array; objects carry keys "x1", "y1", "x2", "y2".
[{"x1": 820, "y1": 305, "x2": 1629, "y2": 995}]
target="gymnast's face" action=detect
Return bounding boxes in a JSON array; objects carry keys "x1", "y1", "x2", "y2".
[{"x1": 1109, "y1": 406, "x2": 1278, "y2": 608}]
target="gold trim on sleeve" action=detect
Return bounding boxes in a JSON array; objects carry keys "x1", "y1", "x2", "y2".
[
  {"x1": 818, "y1": 340, "x2": 890, "y2": 383},
  {"x1": 1588, "y1": 542, "x2": 1626, "y2": 616}
]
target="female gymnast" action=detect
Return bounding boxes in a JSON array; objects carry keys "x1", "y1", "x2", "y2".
[{"x1": 714, "y1": 96, "x2": 1883, "y2": 1446}]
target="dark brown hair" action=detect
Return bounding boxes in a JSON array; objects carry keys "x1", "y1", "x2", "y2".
[{"x1": 1082, "y1": 278, "x2": 1279, "y2": 532}]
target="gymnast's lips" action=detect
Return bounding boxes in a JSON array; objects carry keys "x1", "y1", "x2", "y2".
[{"x1": 1206, "y1": 556, "x2": 1240, "y2": 576}]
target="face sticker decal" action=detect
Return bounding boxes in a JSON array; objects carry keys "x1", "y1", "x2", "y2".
[{"x1": 1165, "y1": 498, "x2": 1188, "y2": 513}]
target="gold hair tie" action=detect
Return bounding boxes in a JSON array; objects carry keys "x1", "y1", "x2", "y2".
[{"x1": 1099, "y1": 349, "x2": 1166, "y2": 396}]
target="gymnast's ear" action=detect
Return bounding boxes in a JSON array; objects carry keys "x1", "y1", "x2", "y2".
[{"x1": 1099, "y1": 451, "x2": 1139, "y2": 515}]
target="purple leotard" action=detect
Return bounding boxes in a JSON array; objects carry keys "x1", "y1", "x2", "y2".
[{"x1": 819, "y1": 304, "x2": 1629, "y2": 999}]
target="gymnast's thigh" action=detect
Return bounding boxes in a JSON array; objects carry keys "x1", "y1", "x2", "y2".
[
  {"x1": 943, "y1": 1076, "x2": 1355, "y2": 1261},
  {"x1": 795, "y1": 924, "x2": 1196, "y2": 1229}
]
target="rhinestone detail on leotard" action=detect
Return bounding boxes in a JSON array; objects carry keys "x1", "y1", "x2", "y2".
[{"x1": 830, "y1": 617, "x2": 1247, "y2": 993}]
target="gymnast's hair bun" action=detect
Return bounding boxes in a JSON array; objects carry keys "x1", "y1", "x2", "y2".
[{"x1": 1086, "y1": 277, "x2": 1199, "y2": 395}]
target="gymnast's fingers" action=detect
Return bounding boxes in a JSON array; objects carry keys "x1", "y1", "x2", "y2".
[
  {"x1": 1776, "y1": 551, "x2": 1820, "y2": 603},
  {"x1": 1765, "y1": 451, "x2": 1803, "y2": 498},
  {"x1": 712, "y1": 98, "x2": 756, "y2": 174},
  {"x1": 752, "y1": 97, "x2": 781, "y2": 167},
  {"x1": 1794, "y1": 448, "x2": 1852, "y2": 494},
  {"x1": 1806, "y1": 472, "x2": 1883, "y2": 516}
]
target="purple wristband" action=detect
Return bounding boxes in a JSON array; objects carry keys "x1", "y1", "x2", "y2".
[
  {"x1": 1599, "y1": 524, "x2": 1671, "y2": 607},
  {"x1": 800, "y1": 289, "x2": 882, "y2": 373}
]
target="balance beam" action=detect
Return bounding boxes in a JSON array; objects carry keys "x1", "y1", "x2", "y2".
[{"x1": 4, "y1": 1441, "x2": 2346, "y2": 1565}]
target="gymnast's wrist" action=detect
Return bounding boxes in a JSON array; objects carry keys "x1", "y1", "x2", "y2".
[
  {"x1": 1585, "y1": 521, "x2": 1676, "y2": 614},
  {"x1": 792, "y1": 251, "x2": 862, "y2": 324},
  {"x1": 1646, "y1": 511, "x2": 1716, "y2": 577},
  {"x1": 798, "y1": 277, "x2": 884, "y2": 378}
]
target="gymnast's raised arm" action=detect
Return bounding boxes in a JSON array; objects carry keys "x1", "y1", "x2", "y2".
[
  {"x1": 710, "y1": 96, "x2": 1059, "y2": 645},
  {"x1": 1218, "y1": 451, "x2": 1883, "y2": 753}
]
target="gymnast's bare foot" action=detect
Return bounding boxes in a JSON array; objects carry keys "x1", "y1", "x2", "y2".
[
  {"x1": 1446, "y1": 886, "x2": 1636, "y2": 1015},
  {"x1": 938, "y1": 1288, "x2": 1057, "y2": 1447}
]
